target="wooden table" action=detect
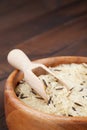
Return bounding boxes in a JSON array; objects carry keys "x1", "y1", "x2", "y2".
[{"x1": 0, "y1": 0, "x2": 87, "y2": 130}]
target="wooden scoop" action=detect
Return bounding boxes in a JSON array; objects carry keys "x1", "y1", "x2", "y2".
[
  {"x1": 7, "y1": 49, "x2": 69, "y2": 101},
  {"x1": 7, "y1": 49, "x2": 48, "y2": 101}
]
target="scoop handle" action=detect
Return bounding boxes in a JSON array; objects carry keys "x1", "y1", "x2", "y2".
[
  {"x1": 7, "y1": 49, "x2": 48, "y2": 101},
  {"x1": 7, "y1": 49, "x2": 32, "y2": 71}
]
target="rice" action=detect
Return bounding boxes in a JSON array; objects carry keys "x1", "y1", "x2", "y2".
[{"x1": 15, "y1": 63, "x2": 87, "y2": 116}]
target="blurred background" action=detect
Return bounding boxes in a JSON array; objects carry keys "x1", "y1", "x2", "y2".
[
  {"x1": 0, "y1": 0, "x2": 87, "y2": 75},
  {"x1": 0, "y1": 0, "x2": 87, "y2": 130}
]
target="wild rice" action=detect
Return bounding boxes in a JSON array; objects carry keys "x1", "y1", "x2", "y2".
[{"x1": 15, "y1": 63, "x2": 87, "y2": 116}]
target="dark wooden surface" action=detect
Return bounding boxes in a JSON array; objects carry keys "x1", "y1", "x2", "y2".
[{"x1": 0, "y1": 0, "x2": 87, "y2": 130}]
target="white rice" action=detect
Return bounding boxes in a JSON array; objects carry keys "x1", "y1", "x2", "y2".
[{"x1": 15, "y1": 63, "x2": 87, "y2": 116}]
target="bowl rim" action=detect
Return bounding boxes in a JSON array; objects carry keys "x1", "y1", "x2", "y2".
[{"x1": 5, "y1": 56, "x2": 87, "y2": 123}]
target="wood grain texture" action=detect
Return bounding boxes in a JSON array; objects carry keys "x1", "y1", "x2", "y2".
[{"x1": 0, "y1": 0, "x2": 87, "y2": 130}]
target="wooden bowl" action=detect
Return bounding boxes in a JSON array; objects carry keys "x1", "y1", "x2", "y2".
[{"x1": 5, "y1": 56, "x2": 87, "y2": 130}]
